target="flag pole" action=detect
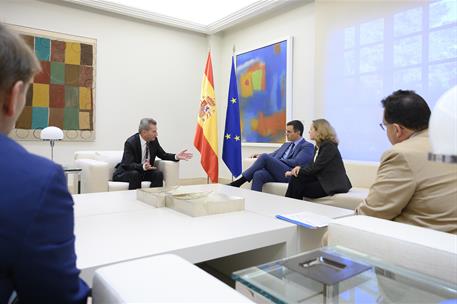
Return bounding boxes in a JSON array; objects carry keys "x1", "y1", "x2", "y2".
[{"x1": 232, "y1": 43, "x2": 236, "y2": 185}]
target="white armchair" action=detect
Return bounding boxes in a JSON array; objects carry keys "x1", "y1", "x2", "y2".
[{"x1": 74, "y1": 151, "x2": 179, "y2": 193}]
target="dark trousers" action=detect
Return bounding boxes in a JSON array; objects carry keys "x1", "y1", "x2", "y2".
[
  {"x1": 242, "y1": 154, "x2": 290, "y2": 191},
  {"x1": 285, "y1": 174, "x2": 327, "y2": 200},
  {"x1": 113, "y1": 170, "x2": 163, "y2": 190}
]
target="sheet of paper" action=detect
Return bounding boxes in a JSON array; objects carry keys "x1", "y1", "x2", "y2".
[{"x1": 276, "y1": 211, "x2": 338, "y2": 229}]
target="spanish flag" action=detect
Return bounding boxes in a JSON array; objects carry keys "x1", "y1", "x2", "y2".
[{"x1": 194, "y1": 52, "x2": 218, "y2": 183}]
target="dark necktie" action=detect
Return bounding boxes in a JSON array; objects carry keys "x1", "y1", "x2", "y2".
[
  {"x1": 144, "y1": 143, "x2": 150, "y2": 162},
  {"x1": 281, "y1": 142, "x2": 295, "y2": 160},
  {"x1": 287, "y1": 143, "x2": 295, "y2": 159}
]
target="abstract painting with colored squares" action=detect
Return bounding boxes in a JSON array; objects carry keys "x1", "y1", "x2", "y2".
[
  {"x1": 9, "y1": 25, "x2": 96, "y2": 141},
  {"x1": 236, "y1": 38, "x2": 292, "y2": 145}
]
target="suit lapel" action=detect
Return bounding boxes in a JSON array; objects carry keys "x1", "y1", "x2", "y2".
[
  {"x1": 134, "y1": 133, "x2": 142, "y2": 163},
  {"x1": 275, "y1": 143, "x2": 288, "y2": 159},
  {"x1": 148, "y1": 140, "x2": 155, "y2": 160},
  {"x1": 287, "y1": 142, "x2": 296, "y2": 159},
  {"x1": 288, "y1": 139, "x2": 305, "y2": 159}
]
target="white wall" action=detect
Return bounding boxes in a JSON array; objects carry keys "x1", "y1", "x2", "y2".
[
  {"x1": 0, "y1": 0, "x2": 315, "y2": 180},
  {"x1": 0, "y1": 0, "x2": 209, "y2": 179},
  {"x1": 213, "y1": 2, "x2": 315, "y2": 178}
]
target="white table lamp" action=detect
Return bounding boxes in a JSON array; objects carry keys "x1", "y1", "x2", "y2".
[
  {"x1": 40, "y1": 126, "x2": 64, "y2": 161},
  {"x1": 429, "y1": 86, "x2": 457, "y2": 164}
]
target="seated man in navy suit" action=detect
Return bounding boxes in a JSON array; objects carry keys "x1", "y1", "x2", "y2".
[
  {"x1": 229, "y1": 120, "x2": 314, "y2": 191},
  {"x1": 0, "y1": 23, "x2": 89, "y2": 303}
]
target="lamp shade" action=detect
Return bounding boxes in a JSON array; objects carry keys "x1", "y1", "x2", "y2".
[
  {"x1": 40, "y1": 126, "x2": 64, "y2": 141},
  {"x1": 429, "y1": 85, "x2": 457, "y2": 163}
]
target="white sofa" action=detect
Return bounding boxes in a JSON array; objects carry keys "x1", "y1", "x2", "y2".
[
  {"x1": 242, "y1": 158, "x2": 379, "y2": 209},
  {"x1": 328, "y1": 215, "x2": 457, "y2": 285},
  {"x1": 74, "y1": 151, "x2": 179, "y2": 193}
]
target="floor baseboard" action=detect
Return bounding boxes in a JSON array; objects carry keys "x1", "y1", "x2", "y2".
[{"x1": 178, "y1": 177, "x2": 232, "y2": 185}]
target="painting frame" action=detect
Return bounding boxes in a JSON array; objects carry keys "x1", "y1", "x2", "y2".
[
  {"x1": 235, "y1": 36, "x2": 293, "y2": 147},
  {"x1": 7, "y1": 24, "x2": 97, "y2": 142}
]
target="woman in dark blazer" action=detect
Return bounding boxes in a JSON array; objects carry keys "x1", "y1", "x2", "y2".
[{"x1": 285, "y1": 119, "x2": 351, "y2": 199}]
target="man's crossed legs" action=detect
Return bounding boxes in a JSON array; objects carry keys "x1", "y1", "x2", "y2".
[{"x1": 229, "y1": 154, "x2": 290, "y2": 191}]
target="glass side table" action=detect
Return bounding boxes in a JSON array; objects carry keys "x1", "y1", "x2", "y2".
[
  {"x1": 232, "y1": 246, "x2": 457, "y2": 304},
  {"x1": 63, "y1": 167, "x2": 82, "y2": 194}
]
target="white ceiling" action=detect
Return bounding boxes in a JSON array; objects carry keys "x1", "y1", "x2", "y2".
[
  {"x1": 104, "y1": 0, "x2": 261, "y2": 26},
  {"x1": 62, "y1": 0, "x2": 296, "y2": 34}
]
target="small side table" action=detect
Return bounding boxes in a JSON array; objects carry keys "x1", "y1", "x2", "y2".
[
  {"x1": 63, "y1": 167, "x2": 82, "y2": 194},
  {"x1": 233, "y1": 246, "x2": 457, "y2": 304}
]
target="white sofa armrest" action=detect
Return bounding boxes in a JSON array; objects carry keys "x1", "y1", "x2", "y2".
[
  {"x1": 75, "y1": 159, "x2": 110, "y2": 193},
  {"x1": 328, "y1": 215, "x2": 457, "y2": 284},
  {"x1": 155, "y1": 160, "x2": 179, "y2": 187}
]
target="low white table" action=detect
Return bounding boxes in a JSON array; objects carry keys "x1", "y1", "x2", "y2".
[
  {"x1": 176, "y1": 184, "x2": 352, "y2": 218},
  {"x1": 73, "y1": 184, "x2": 353, "y2": 285},
  {"x1": 74, "y1": 191, "x2": 151, "y2": 218}
]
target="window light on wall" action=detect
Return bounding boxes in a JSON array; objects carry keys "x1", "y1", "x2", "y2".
[{"x1": 324, "y1": 0, "x2": 456, "y2": 161}]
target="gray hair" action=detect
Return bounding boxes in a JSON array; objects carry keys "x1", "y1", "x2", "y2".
[{"x1": 138, "y1": 118, "x2": 157, "y2": 133}]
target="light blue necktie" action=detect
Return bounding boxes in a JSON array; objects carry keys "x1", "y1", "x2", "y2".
[{"x1": 281, "y1": 142, "x2": 295, "y2": 160}]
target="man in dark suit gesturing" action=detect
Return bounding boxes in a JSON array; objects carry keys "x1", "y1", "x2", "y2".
[
  {"x1": 0, "y1": 23, "x2": 89, "y2": 303},
  {"x1": 113, "y1": 118, "x2": 192, "y2": 190},
  {"x1": 229, "y1": 120, "x2": 314, "y2": 191}
]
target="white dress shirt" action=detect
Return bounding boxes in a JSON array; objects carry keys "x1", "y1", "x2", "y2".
[
  {"x1": 140, "y1": 135, "x2": 149, "y2": 170},
  {"x1": 141, "y1": 136, "x2": 179, "y2": 167},
  {"x1": 313, "y1": 147, "x2": 319, "y2": 162}
]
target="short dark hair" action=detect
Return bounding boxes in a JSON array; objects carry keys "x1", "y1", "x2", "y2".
[
  {"x1": 0, "y1": 23, "x2": 41, "y2": 104},
  {"x1": 381, "y1": 90, "x2": 431, "y2": 131},
  {"x1": 286, "y1": 120, "x2": 304, "y2": 136}
]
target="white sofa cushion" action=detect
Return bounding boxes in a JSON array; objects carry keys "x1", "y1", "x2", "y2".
[
  {"x1": 242, "y1": 158, "x2": 377, "y2": 210},
  {"x1": 94, "y1": 151, "x2": 124, "y2": 180},
  {"x1": 343, "y1": 160, "x2": 378, "y2": 188},
  {"x1": 262, "y1": 182, "x2": 287, "y2": 196},
  {"x1": 261, "y1": 183, "x2": 368, "y2": 210},
  {"x1": 309, "y1": 187, "x2": 368, "y2": 210},
  {"x1": 92, "y1": 254, "x2": 251, "y2": 303},
  {"x1": 242, "y1": 158, "x2": 379, "y2": 189},
  {"x1": 328, "y1": 215, "x2": 457, "y2": 284}
]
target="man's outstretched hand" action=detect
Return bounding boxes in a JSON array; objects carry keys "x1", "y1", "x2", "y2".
[{"x1": 176, "y1": 149, "x2": 193, "y2": 161}]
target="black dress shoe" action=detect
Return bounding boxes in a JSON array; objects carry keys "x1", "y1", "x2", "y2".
[{"x1": 228, "y1": 176, "x2": 247, "y2": 187}]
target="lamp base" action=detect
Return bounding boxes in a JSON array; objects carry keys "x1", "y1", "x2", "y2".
[{"x1": 50, "y1": 140, "x2": 55, "y2": 161}]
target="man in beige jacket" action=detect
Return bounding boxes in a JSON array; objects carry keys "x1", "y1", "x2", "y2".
[{"x1": 356, "y1": 90, "x2": 457, "y2": 234}]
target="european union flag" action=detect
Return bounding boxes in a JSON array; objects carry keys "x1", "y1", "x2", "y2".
[{"x1": 223, "y1": 56, "x2": 242, "y2": 177}]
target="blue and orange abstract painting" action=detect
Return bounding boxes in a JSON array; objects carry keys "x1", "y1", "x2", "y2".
[{"x1": 236, "y1": 40, "x2": 288, "y2": 144}]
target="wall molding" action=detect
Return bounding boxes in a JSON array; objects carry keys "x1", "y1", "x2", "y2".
[{"x1": 61, "y1": 0, "x2": 291, "y2": 34}]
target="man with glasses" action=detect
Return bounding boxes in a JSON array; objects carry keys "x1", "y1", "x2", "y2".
[
  {"x1": 356, "y1": 90, "x2": 457, "y2": 234},
  {"x1": 229, "y1": 120, "x2": 314, "y2": 191}
]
